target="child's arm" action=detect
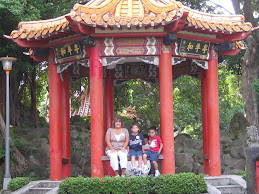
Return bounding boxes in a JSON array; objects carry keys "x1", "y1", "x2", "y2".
[
  {"x1": 142, "y1": 145, "x2": 145, "y2": 153},
  {"x1": 158, "y1": 142, "x2": 163, "y2": 154}
]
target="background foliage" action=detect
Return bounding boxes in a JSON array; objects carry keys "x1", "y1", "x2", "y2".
[{"x1": 0, "y1": 0, "x2": 250, "y2": 135}]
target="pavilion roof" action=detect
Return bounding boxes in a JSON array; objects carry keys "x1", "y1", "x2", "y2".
[{"x1": 7, "y1": 0, "x2": 256, "y2": 41}]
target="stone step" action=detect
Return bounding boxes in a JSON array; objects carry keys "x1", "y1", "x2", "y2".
[
  {"x1": 215, "y1": 185, "x2": 246, "y2": 194},
  {"x1": 205, "y1": 177, "x2": 239, "y2": 186},
  {"x1": 28, "y1": 188, "x2": 52, "y2": 194},
  {"x1": 33, "y1": 182, "x2": 60, "y2": 188},
  {"x1": 204, "y1": 175, "x2": 247, "y2": 194}
]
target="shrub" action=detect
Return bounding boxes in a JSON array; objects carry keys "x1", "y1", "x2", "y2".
[
  {"x1": 234, "y1": 171, "x2": 246, "y2": 180},
  {"x1": 58, "y1": 173, "x2": 207, "y2": 194},
  {"x1": 154, "y1": 173, "x2": 207, "y2": 194},
  {"x1": 8, "y1": 177, "x2": 31, "y2": 191},
  {"x1": 7, "y1": 177, "x2": 40, "y2": 191}
]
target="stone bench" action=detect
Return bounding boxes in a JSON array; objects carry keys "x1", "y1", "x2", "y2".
[{"x1": 101, "y1": 154, "x2": 164, "y2": 161}]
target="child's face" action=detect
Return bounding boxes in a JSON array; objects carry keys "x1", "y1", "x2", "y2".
[
  {"x1": 131, "y1": 125, "x2": 139, "y2": 133},
  {"x1": 149, "y1": 129, "x2": 157, "y2": 138}
]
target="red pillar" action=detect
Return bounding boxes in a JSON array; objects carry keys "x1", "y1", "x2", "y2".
[
  {"x1": 159, "y1": 44, "x2": 175, "y2": 174},
  {"x1": 61, "y1": 72, "x2": 71, "y2": 178},
  {"x1": 207, "y1": 48, "x2": 221, "y2": 176},
  {"x1": 201, "y1": 69, "x2": 209, "y2": 175},
  {"x1": 49, "y1": 49, "x2": 62, "y2": 180},
  {"x1": 104, "y1": 69, "x2": 115, "y2": 176},
  {"x1": 90, "y1": 42, "x2": 104, "y2": 177}
]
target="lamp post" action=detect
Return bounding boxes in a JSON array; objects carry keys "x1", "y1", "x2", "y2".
[{"x1": 0, "y1": 56, "x2": 16, "y2": 190}]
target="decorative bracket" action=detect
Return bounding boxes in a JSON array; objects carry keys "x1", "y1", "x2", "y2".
[
  {"x1": 102, "y1": 56, "x2": 159, "y2": 68},
  {"x1": 172, "y1": 57, "x2": 186, "y2": 65},
  {"x1": 192, "y1": 59, "x2": 208, "y2": 69},
  {"x1": 57, "y1": 59, "x2": 89, "y2": 74}
]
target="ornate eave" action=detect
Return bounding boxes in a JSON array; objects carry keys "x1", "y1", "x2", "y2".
[
  {"x1": 184, "y1": 7, "x2": 253, "y2": 32},
  {"x1": 6, "y1": 0, "x2": 257, "y2": 46}
]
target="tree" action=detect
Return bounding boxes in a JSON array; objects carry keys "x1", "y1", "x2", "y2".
[
  {"x1": 230, "y1": 0, "x2": 259, "y2": 128},
  {"x1": 0, "y1": 0, "x2": 81, "y2": 127}
]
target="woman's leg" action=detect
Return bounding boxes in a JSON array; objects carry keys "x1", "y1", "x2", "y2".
[
  {"x1": 107, "y1": 151, "x2": 119, "y2": 172},
  {"x1": 118, "y1": 150, "x2": 128, "y2": 175}
]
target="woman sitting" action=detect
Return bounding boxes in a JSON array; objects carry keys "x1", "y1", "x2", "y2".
[{"x1": 105, "y1": 116, "x2": 129, "y2": 177}]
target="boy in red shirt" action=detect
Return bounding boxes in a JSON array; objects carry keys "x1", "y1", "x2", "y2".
[{"x1": 143, "y1": 127, "x2": 163, "y2": 177}]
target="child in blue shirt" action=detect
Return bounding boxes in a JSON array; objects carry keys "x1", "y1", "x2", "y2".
[{"x1": 128, "y1": 123, "x2": 145, "y2": 176}]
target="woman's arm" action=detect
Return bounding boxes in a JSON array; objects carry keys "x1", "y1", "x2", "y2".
[
  {"x1": 105, "y1": 134, "x2": 115, "y2": 152},
  {"x1": 121, "y1": 135, "x2": 129, "y2": 152}
]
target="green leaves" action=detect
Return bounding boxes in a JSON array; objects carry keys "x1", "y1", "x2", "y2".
[
  {"x1": 114, "y1": 79, "x2": 160, "y2": 131},
  {"x1": 173, "y1": 75, "x2": 202, "y2": 137},
  {"x1": 7, "y1": 177, "x2": 40, "y2": 191},
  {"x1": 58, "y1": 173, "x2": 207, "y2": 194}
]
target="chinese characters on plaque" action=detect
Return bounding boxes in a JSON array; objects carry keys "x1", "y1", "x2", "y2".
[
  {"x1": 125, "y1": 63, "x2": 147, "y2": 77},
  {"x1": 54, "y1": 42, "x2": 83, "y2": 60},
  {"x1": 179, "y1": 39, "x2": 210, "y2": 57}
]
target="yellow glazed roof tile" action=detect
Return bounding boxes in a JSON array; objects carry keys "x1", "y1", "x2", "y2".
[{"x1": 8, "y1": 0, "x2": 255, "y2": 40}]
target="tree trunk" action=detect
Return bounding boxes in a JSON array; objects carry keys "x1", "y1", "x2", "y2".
[
  {"x1": 241, "y1": 34, "x2": 259, "y2": 128},
  {"x1": 243, "y1": 0, "x2": 255, "y2": 26},
  {"x1": 10, "y1": 74, "x2": 21, "y2": 127},
  {"x1": 31, "y1": 62, "x2": 38, "y2": 127},
  {"x1": 0, "y1": 112, "x2": 5, "y2": 137},
  {"x1": 231, "y1": 0, "x2": 241, "y2": 14},
  {"x1": 231, "y1": 0, "x2": 259, "y2": 128}
]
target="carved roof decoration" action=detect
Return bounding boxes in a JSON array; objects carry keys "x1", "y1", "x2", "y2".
[
  {"x1": 71, "y1": 0, "x2": 184, "y2": 26},
  {"x1": 7, "y1": 0, "x2": 256, "y2": 41}
]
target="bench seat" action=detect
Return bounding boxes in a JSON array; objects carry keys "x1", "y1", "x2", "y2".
[{"x1": 101, "y1": 154, "x2": 164, "y2": 161}]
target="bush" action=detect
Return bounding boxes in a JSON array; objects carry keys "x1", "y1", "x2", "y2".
[
  {"x1": 7, "y1": 177, "x2": 40, "y2": 191},
  {"x1": 154, "y1": 173, "x2": 207, "y2": 194},
  {"x1": 58, "y1": 173, "x2": 207, "y2": 194},
  {"x1": 234, "y1": 171, "x2": 246, "y2": 180}
]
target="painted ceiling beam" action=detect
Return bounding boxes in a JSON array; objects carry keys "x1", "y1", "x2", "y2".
[
  {"x1": 176, "y1": 33, "x2": 224, "y2": 44},
  {"x1": 216, "y1": 31, "x2": 252, "y2": 42},
  {"x1": 41, "y1": 35, "x2": 84, "y2": 48},
  {"x1": 91, "y1": 32, "x2": 167, "y2": 38},
  {"x1": 78, "y1": 23, "x2": 95, "y2": 34},
  {"x1": 14, "y1": 39, "x2": 49, "y2": 48}
]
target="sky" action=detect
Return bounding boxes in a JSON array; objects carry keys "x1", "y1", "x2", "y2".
[{"x1": 206, "y1": 0, "x2": 235, "y2": 15}]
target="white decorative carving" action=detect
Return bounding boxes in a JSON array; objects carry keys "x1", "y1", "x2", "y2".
[
  {"x1": 73, "y1": 63, "x2": 80, "y2": 75},
  {"x1": 102, "y1": 56, "x2": 159, "y2": 67},
  {"x1": 57, "y1": 59, "x2": 89, "y2": 74},
  {"x1": 57, "y1": 63, "x2": 72, "y2": 73},
  {"x1": 192, "y1": 59, "x2": 208, "y2": 69},
  {"x1": 102, "y1": 57, "x2": 125, "y2": 66},
  {"x1": 161, "y1": 45, "x2": 171, "y2": 53},
  {"x1": 172, "y1": 57, "x2": 186, "y2": 65}
]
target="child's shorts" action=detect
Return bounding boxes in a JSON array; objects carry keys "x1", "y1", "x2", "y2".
[
  {"x1": 129, "y1": 149, "x2": 143, "y2": 157},
  {"x1": 144, "y1": 150, "x2": 159, "y2": 162}
]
